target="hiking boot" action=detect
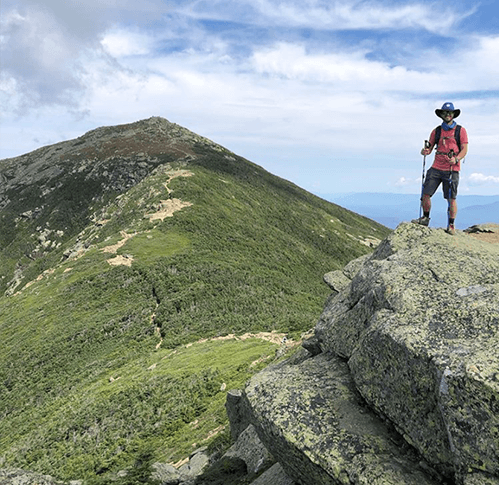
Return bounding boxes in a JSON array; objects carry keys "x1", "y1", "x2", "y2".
[
  {"x1": 411, "y1": 216, "x2": 430, "y2": 226},
  {"x1": 446, "y1": 224, "x2": 456, "y2": 235}
]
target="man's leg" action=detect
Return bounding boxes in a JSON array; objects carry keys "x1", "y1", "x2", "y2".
[
  {"x1": 412, "y1": 190, "x2": 433, "y2": 226},
  {"x1": 446, "y1": 198, "x2": 457, "y2": 234},
  {"x1": 445, "y1": 172, "x2": 459, "y2": 235},
  {"x1": 422, "y1": 194, "x2": 431, "y2": 216},
  {"x1": 412, "y1": 168, "x2": 441, "y2": 226},
  {"x1": 448, "y1": 198, "x2": 457, "y2": 220},
  {"x1": 412, "y1": 193, "x2": 431, "y2": 225}
]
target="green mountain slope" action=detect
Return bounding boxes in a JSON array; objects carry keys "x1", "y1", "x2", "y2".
[{"x1": 0, "y1": 117, "x2": 390, "y2": 481}]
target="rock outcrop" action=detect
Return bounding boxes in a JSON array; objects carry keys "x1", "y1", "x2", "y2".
[
  {"x1": 0, "y1": 468, "x2": 81, "y2": 484},
  {"x1": 232, "y1": 223, "x2": 499, "y2": 485}
]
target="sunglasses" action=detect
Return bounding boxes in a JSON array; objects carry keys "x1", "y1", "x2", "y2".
[{"x1": 441, "y1": 111, "x2": 454, "y2": 116}]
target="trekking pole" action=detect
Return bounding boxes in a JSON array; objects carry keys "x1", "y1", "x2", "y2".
[
  {"x1": 447, "y1": 149, "x2": 455, "y2": 226},
  {"x1": 419, "y1": 140, "x2": 430, "y2": 220}
]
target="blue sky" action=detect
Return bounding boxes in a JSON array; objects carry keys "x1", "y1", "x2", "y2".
[{"x1": 1, "y1": 0, "x2": 499, "y2": 196}]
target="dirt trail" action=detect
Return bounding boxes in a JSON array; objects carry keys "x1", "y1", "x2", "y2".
[
  {"x1": 185, "y1": 331, "x2": 290, "y2": 347},
  {"x1": 145, "y1": 170, "x2": 194, "y2": 221},
  {"x1": 102, "y1": 230, "x2": 136, "y2": 253},
  {"x1": 102, "y1": 170, "x2": 194, "y2": 266}
]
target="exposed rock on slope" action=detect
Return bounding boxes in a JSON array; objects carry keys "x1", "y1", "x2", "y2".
[
  {"x1": 240, "y1": 350, "x2": 441, "y2": 485},
  {"x1": 234, "y1": 223, "x2": 499, "y2": 485},
  {"x1": 0, "y1": 468, "x2": 71, "y2": 484}
]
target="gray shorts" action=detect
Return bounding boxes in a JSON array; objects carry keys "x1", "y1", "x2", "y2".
[{"x1": 423, "y1": 167, "x2": 459, "y2": 200}]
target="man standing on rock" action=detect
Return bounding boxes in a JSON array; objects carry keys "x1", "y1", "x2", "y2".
[{"x1": 412, "y1": 102, "x2": 468, "y2": 235}]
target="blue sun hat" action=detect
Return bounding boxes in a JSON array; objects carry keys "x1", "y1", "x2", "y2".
[{"x1": 435, "y1": 102, "x2": 460, "y2": 119}]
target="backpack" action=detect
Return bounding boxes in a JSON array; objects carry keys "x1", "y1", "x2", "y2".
[{"x1": 434, "y1": 125, "x2": 462, "y2": 151}]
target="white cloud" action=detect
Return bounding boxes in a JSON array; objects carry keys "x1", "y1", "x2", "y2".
[
  {"x1": 462, "y1": 36, "x2": 499, "y2": 89},
  {"x1": 101, "y1": 30, "x2": 155, "y2": 57},
  {"x1": 256, "y1": 0, "x2": 458, "y2": 32},
  {"x1": 0, "y1": 5, "x2": 89, "y2": 108},
  {"x1": 251, "y1": 42, "x2": 443, "y2": 93},
  {"x1": 394, "y1": 177, "x2": 413, "y2": 187},
  {"x1": 468, "y1": 173, "x2": 499, "y2": 185},
  {"x1": 416, "y1": 35, "x2": 499, "y2": 93},
  {"x1": 183, "y1": 0, "x2": 475, "y2": 34},
  {"x1": 0, "y1": 0, "x2": 486, "y2": 114}
]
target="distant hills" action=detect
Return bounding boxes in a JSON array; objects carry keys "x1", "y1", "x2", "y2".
[
  {"x1": 320, "y1": 192, "x2": 499, "y2": 230},
  {"x1": 0, "y1": 117, "x2": 390, "y2": 482}
]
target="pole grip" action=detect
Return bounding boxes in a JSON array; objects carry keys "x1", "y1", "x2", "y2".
[{"x1": 448, "y1": 149, "x2": 456, "y2": 171}]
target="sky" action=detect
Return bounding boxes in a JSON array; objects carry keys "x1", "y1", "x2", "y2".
[{"x1": 1, "y1": 0, "x2": 499, "y2": 196}]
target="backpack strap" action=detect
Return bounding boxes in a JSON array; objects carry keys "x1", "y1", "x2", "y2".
[
  {"x1": 455, "y1": 125, "x2": 462, "y2": 152},
  {"x1": 435, "y1": 125, "x2": 442, "y2": 147},
  {"x1": 434, "y1": 125, "x2": 461, "y2": 152}
]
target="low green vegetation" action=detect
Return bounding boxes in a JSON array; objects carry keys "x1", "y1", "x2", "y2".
[
  {"x1": 1, "y1": 310, "x2": 276, "y2": 480},
  {"x1": 0, "y1": 134, "x2": 391, "y2": 482}
]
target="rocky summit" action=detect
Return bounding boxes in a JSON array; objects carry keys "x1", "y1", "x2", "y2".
[{"x1": 231, "y1": 223, "x2": 499, "y2": 485}]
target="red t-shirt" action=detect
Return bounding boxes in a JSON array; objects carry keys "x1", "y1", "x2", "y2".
[{"x1": 429, "y1": 125, "x2": 468, "y2": 171}]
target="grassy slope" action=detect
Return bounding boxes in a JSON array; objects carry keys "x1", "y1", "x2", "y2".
[{"x1": 0, "y1": 143, "x2": 391, "y2": 481}]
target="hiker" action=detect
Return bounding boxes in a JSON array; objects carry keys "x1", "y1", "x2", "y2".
[{"x1": 412, "y1": 102, "x2": 468, "y2": 235}]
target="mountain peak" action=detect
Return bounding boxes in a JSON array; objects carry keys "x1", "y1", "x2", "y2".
[
  {"x1": 0, "y1": 117, "x2": 227, "y2": 215},
  {"x1": 0, "y1": 116, "x2": 223, "y2": 179},
  {"x1": 63, "y1": 116, "x2": 224, "y2": 162},
  {"x1": 78, "y1": 116, "x2": 218, "y2": 154}
]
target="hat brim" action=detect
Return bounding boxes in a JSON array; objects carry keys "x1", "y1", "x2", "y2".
[{"x1": 436, "y1": 109, "x2": 460, "y2": 119}]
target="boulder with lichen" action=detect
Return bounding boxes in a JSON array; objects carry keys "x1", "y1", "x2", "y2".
[{"x1": 237, "y1": 223, "x2": 499, "y2": 484}]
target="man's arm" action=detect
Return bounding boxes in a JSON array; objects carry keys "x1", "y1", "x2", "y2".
[
  {"x1": 451, "y1": 143, "x2": 468, "y2": 165},
  {"x1": 458, "y1": 143, "x2": 468, "y2": 161},
  {"x1": 420, "y1": 130, "x2": 436, "y2": 155},
  {"x1": 454, "y1": 127, "x2": 469, "y2": 164}
]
